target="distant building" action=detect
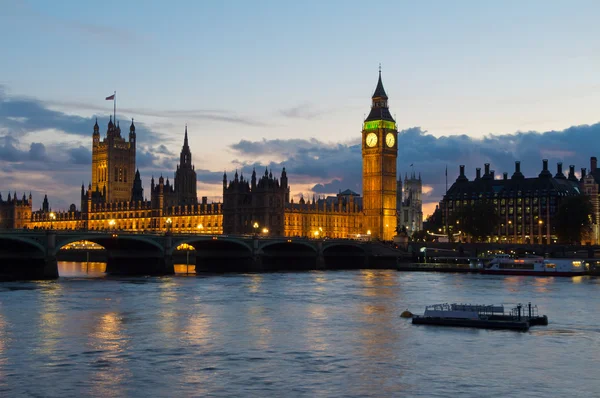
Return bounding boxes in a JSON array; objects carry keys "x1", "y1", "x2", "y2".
[
  {"x1": 581, "y1": 156, "x2": 599, "y2": 244},
  {"x1": 441, "y1": 160, "x2": 581, "y2": 243},
  {"x1": 397, "y1": 172, "x2": 423, "y2": 234},
  {"x1": 0, "y1": 192, "x2": 32, "y2": 229}
]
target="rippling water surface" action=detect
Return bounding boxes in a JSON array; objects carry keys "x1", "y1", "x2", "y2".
[{"x1": 0, "y1": 262, "x2": 599, "y2": 397}]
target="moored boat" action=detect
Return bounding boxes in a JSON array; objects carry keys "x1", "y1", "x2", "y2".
[{"x1": 479, "y1": 255, "x2": 588, "y2": 276}]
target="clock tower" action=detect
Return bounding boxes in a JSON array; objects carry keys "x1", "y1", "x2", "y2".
[{"x1": 362, "y1": 69, "x2": 398, "y2": 241}]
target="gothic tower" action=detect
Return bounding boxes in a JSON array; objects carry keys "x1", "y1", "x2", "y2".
[
  {"x1": 361, "y1": 69, "x2": 398, "y2": 240},
  {"x1": 174, "y1": 125, "x2": 198, "y2": 205},
  {"x1": 91, "y1": 117, "x2": 136, "y2": 202}
]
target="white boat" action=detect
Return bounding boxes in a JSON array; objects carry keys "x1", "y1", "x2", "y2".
[{"x1": 480, "y1": 254, "x2": 589, "y2": 276}]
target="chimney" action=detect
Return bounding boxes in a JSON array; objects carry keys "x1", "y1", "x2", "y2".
[
  {"x1": 202, "y1": 196, "x2": 207, "y2": 205},
  {"x1": 457, "y1": 165, "x2": 468, "y2": 182},
  {"x1": 591, "y1": 157, "x2": 597, "y2": 172},
  {"x1": 476, "y1": 168, "x2": 481, "y2": 180},
  {"x1": 515, "y1": 161, "x2": 521, "y2": 174},
  {"x1": 542, "y1": 159, "x2": 548, "y2": 171},
  {"x1": 503, "y1": 172, "x2": 508, "y2": 180},
  {"x1": 490, "y1": 170, "x2": 495, "y2": 179},
  {"x1": 582, "y1": 168, "x2": 587, "y2": 178},
  {"x1": 484, "y1": 163, "x2": 490, "y2": 176},
  {"x1": 557, "y1": 162, "x2": 563, "y2": 175},
  {"x1": 569, "y1": 165, "x2": 575, "y2": 176}
]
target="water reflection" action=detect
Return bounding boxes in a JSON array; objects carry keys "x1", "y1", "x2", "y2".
[
  {"x1": 58, "y1": 261, "x2": 106, "y2": 277},
  {"x1": 0, "y1": 310, "x2": 7, "y2": 390},
  {"x1": 87, "y1": 312, "x2": 130, "y2": 397},
  {"x1": 174, "y1": 264, "x2": 195, "y2": 274},
  {"x1": 35, "y1": 281, "x2": 64, "y2": 358}
]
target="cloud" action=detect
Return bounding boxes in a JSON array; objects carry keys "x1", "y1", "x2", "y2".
[
  {"x1": 229, "y1": 122, "x2": 600, "y2": 216},
  {"x1": 28, "y1": 142, "x2": 47, "y2": 161},
  {"x1": 67, "y1": 146, "x2": 91, "y2": 165},
  {"x1": 0, "y1": 92, "x2": 163, "y2": 141}
]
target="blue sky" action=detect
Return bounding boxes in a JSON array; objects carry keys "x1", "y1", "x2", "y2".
[{"x1": 1, "y1": 0, "x2": 600, "y2": 215}]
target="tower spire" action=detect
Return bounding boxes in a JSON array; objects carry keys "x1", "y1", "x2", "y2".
[{"x1": 184, "y1": 124, "x2": 189, "y2": 147}]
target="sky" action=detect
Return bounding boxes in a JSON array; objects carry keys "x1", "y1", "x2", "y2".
[{"x1": 1, "y1": 0, "x2": 600, "y2": 217}]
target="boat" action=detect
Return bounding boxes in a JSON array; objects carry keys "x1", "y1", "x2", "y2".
[
  {"x1": 411, "y1": 303, "x2": 548, "y2": 331},
  {"x1": 479, "y1": 254, "x2": 589, "y2": 276}
]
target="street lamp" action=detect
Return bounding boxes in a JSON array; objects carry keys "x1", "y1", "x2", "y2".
[
  {"x1": 197, "y1": 223, "x2": 204, "y2": 234},
  {"x1": 314, "y1": 230, "x2": 320, "y2": 239},
  {"x1": 262, "y1": 227, "x2": 269, "y2": 235},
  {"x1": 166, "y1": 217, "x2": 172, "y2": 233},
  {"x1": 108, "y1": 219, "x2": 115, "y2": 232},
  {"x1": 253, "y1": 222, "x2": 259, "y2": 237},
  {"x1": 49, "y1": 212, "x2": 56, "y2": 230}
]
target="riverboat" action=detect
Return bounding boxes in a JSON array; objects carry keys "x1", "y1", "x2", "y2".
[
  {"x1": 479, "y1": 254, "x2": 588, "y2": 276},
  {"x1": 411, "y1": 303, "x2": 548, "y2": 331}
]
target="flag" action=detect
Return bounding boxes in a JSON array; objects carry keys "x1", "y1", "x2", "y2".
[
  {"x1": 445, "y1": 165, "x2": 448, "y2": 176},
  {"x1": 409, "y1": 163, "x2": 413, "y2": 167},
  {"x1": 105, "y1": 94, "x2": 115, "y2": 100}
]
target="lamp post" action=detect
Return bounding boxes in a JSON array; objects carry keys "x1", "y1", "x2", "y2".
[
  {"x1": 538, "y1": 219, "x2": 543, "y2": 244},
  {"x1": 49, "y1": 212, "x2": 56, "y2": 230},
  {"x1": 262, "y1": 227, "x2": 269, "y2": 236},
  {"x1": 166, "y1": 217, "x2": 172, "y2": 234},
  {"x1": 367, "y1": 230, "x2": 372, "y2": 241},
  {"x1": 253, "y1": 222, "x2": 259, "y2": 237},
  {"x1": 197, "y1": 223, "x2": 204, "y2": 234},
  {"x1": 108, "y1": 219, "x2": 115, "y2": 232}
]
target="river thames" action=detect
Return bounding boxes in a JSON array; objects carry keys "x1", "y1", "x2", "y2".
[{"x1": 0, "y1": 262, "x2": 598, "y2": 397}]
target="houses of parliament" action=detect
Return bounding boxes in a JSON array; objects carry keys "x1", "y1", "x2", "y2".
[{"x1": 0, "y1": 72, "x2": 400, "y2": 240}]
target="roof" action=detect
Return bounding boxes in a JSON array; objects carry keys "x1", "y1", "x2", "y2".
[
  {"x1": 445, "y1": 175, "x2": 581, "y2": 199},
  {"x1": 372, "y1": 71, "x2": 388, "y2": 99}
]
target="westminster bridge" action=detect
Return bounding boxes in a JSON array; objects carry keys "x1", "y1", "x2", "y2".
[{"x1": 0, "y1": 230, "x2": 402, "y2": 280}]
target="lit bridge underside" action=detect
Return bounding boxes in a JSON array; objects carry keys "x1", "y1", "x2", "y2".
[{"x1": 0, "y1": 231, "x2": 402, "y2": 280}]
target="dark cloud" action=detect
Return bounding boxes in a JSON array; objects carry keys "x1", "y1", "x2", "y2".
[
  {"x1": 67, "y1": 146, "x2": 91, "y2": 165},
  {"x1": 0, "y1": 136, "x2": 26, "y2": 161},
  {"x1": 229, "y1": 123, "x2": 600, "y2": 207},
  {"x1": 0, "y1": 91, "x2": 162, "y2": 140},
  {"x1": 28, "y1": 142, "x2": 47, "y2": 161}
]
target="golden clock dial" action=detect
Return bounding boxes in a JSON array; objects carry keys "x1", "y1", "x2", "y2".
[
  {"x1": 386, "y1": 133, "x2": 395, "y2": 147},
  {"x1": 366, "y1": 132, "x2": 378, "y2": 147}
]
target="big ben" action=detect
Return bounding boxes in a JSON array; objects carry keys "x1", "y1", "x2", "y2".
[{"x1": 362, "y1": 69, "x2": 398, "y2": 241}]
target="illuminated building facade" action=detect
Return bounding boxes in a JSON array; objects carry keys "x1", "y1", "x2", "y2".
[
  {"x1": 440, "y1": 160, "x2": 582, "y2": 243},
  {"x1": 361, "y1": 70, "x2": 398, "y2": 240}
]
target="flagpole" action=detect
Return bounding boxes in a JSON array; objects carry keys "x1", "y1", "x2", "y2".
[{"x1": 113, "y1": 91, "x2": 116, "y2": 124}]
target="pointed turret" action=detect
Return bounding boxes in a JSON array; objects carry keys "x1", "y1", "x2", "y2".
[
  {"x1": 130, "y1": 118, "x2": 135, "y2": 133},
  {"x1": 364, "y1": 67, "x2": 395, "y2": 123},
  {"x1": 93, "y1": 118, "x2": 99, "y2": 133}
]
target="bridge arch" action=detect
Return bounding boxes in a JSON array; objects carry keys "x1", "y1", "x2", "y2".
[
  {"x1": 54, "y1": 234, "x2": 164, "y2": 256},
  {"x1": 259, "y1": 240, "x2": 318, "y2": 254},
  {"x1": 0, "y1": 236, "x2": 46, "y2": 256},
  {"x1": 322, "y1": 242, "x2": 366, "y2": 254},
  {"x1": 170, "y1": 236, "x2": 253, "y2": 256}
]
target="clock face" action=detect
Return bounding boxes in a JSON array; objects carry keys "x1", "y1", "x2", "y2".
[
  {"x1": 386, "y1": 133, "x2": 395, "y2": 147},
  {"x1": 366, "y1": 133, "x2": 378, "y2": 147}
]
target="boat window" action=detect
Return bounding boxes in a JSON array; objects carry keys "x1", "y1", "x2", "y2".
[
  {"x1": 572, "y1": 261, "x2": 581, "y2": 268},
  {"x1": 545, "y1": 263, "x2": 556, "y2": 269}
]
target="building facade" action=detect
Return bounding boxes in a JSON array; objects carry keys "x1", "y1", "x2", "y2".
[
  {"x1": 581, "y1": 156, "x2": 600, "y2": 244},
  {"x1": 92, "y1": 117, "x2": 136, "y2": 202},
  {"x1": 397, "y1": 172, "x2": 423, "y2": 234},
  {"x1": 440, "y1": 160, "x2": 582, "y2": 243},
  {"x1": 361, "y1": 70, "x2": 398, "y2": 240},
  {"x1": 0, "y1": 192, "x2": 32, "y2": 229}
]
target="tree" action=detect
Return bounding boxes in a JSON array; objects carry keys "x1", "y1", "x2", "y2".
[
  {"x1": 450, "y1": 200, "x2": 500, "y2": 242},
  {"x1": 555, "y1": 195, "x2": 593, "y2": 244}
]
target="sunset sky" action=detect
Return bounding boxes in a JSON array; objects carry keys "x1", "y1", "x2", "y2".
[{"x1": 1, "y1": 0, "x2": 600, "y2": 217}]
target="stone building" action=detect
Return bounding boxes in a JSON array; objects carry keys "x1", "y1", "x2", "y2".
[
  {"x1": 581, "y1": 156, "x2": 600, "y2": 244},
  {"x1": 92, "y1": 117, "x2": 136, "y2": 202},
  {"x1": 361, "y1": 69, "x2": 398, "y2": 241},
  {"x1": 0, "y1": 192, "x2": 32, "y2": 229},
  {"x1": 397, "y1": 172, "x2": 423, "y2": 234},
  {"x1": 440, "y1": 160, "x2": 582, "y2": 243}
]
